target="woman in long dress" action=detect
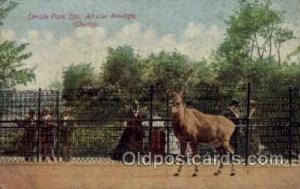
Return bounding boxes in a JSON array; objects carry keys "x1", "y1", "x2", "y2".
[
  {"x1": 40, "y1": 107, "x2": 55, "y2": 162},
  {"x1": 112, "y1": 101, "x2": 144, "y2": 160}
]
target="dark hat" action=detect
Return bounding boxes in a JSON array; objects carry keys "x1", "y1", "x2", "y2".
[
  {"x1": 28, "y1": 109, "x2": 35, "y2": 114},
  {"x1": 229, "y1": 99, "x2": 239, "y2": 106}
]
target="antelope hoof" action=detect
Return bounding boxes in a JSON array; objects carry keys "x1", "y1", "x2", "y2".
[
  {"x1": 192, "y1": 173, "x2": 198, "y2": 177},
  {"x1": 173, "y1": 173, "x2": 180, "y2": 177},
  {"x1": 230, "y1": 172, "x2": 236, "y2": 176}
]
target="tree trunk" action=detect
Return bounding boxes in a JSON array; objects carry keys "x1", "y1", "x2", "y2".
[
  {"x1": 250, "y1": 37, "x2": 255, "y2": 59},
  {"x1": 261, "y1": 39, "x2": 268, "y2": 58},
  {"x1": 274, "y1": 42, "x2": 281, "y2": 65},
  {"x1": 268, "y1": 31, "x2": 273, "y2": 62},
  {"x1": 277, "y1": 46, "x2": 281, "y2": 65},
  {"x1": 255, "y1": 34, "x2": 262, "y2": 58}
]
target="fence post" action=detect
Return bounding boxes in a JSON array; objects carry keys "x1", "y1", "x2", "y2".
[
  {"x1": 36, "y1": 88, "x2": 42, "y2": 162},
  {"x1": 288, "y1": 86, "x2": 293, "y2": 165},
  {"x1": 245, "y1": 82, "x2": 251, "y2": 165},
  {"x1": 56, "y1": 91, "x2": 60, "y2": 162},
  {"x1": 148, "y1": 85, "x2": 154, "y2": 153},
  {"x1": 166, "y1": 92, "x2": 170, "y2": 155}
]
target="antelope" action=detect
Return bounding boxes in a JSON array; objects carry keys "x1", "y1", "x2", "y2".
[{"x1": 170, "y1": 91, "x2": 236, "y2": 177}]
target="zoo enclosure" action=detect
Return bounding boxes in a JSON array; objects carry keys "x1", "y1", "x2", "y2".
[{"x1": 0, "y1": 83, "x2": 299, "y2": 164}]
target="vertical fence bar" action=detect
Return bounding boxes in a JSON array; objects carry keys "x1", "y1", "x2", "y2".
[
  {"x1": 36, "y1": 88, "x2": 42, "y2": 162},
  {"x1": 166, "y1": 92, "x2": 170, "y2": 155},
  {"x1": 56, "y1": 91, "x2": 60, "y2": 162},
  {"x1": 288, "y1": 86, "x2": 293, "y2": 165},
  {"x1": 148, "y1": 85, "x2": 154, "y2": 152},
  {"x1": 245, "y1": 83, "x2": 251, "y2": 165}
]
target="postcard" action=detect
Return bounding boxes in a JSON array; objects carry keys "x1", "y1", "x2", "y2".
[{"x1": 0, "y1": 0, "x2": 299, "y2": 188}]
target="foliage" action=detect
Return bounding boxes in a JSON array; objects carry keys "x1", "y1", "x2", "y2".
[
  {"x1": 218, "y1": 0, "x2": 294, "y2": 65},
  {"x1": 0, "y1": 1, "x2": 35, "y2": 89},
  {"x1": 101, "y1": 46, "x2": 144, "y2": 91},
  {"x1": 0, "y1": 41, "x2": 35, "y2": 88},
  {"x1": 142, "y1": 50, "x2": 193, "y2": 91},
  {"x1": 62, "y1": 62, "x2": 96, "y2": 91},
  {"x1": 0, "y1": 0, "x2": 17, "y2": 26}
]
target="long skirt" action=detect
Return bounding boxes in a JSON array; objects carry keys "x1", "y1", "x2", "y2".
[
  {"x1": 112, "y1": 127, "x2": 144, "y2": 160},
  {"x1": 40, "y1": 127, "x2": 54, "y2": 157},
  {"x1": 20, "y1": 128, "x2": 37, "y2": 158},
  {"x1": 60, "y1": 128, "x2": 73, "y2": 146},
  {"x1": 151, "y1": 128, "x2": 166, "y2": 156}
]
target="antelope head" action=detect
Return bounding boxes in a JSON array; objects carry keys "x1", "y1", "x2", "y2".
[{"x1": 169, "y1": 91, "x2": 184, "y2": 114}]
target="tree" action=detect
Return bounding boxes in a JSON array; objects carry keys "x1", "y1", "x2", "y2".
[
  {"x1": 143, "y1": 50, "x2": 193, "y2": 91},
  {"x1": 214, "y1": 0, "x2": 297, "y2": 88},
  {"x1": 218, "y1": 0, "x2": 294, "y2": 64},
  {"x1": 101, "y1": 46, "x2": 144, "y2": 91},
  {"x1": 0, "y1": 0, "x2": 17, "y2": 27},
  {"x1": 0, "y1": 40, "x2": 34, "y2": 88},
  {"x1": 273, "y1": 27, "x2": 294, "y2": 65},
  {"x1": 0, "y1": 1, "x2": 35, "y2": 89},
  {"x1": 62, "y1": 63, "x2": 96, "y2": 91},
  {"x1": 188, "y1": 60, "x2": 217, "y2": 87}
]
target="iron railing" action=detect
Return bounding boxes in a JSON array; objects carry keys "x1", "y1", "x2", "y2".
[{"x1": 0, "y1": 83, "x2": 299, "y2": 164}]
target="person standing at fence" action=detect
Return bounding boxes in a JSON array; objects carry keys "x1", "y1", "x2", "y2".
[
  {"x1": 151, "y1": 110, "x2": 166, "y2": 156},
  {"x1": 249, "y1": 100, "x2": 257, "y2": 119},
  {"x1": 61, "y1": 107, "x2": 75, "y2": 162},
  {"x1": 248, "y1": 100, "x2": 265, "y2": 155},
  {"x1": 112, "y1": 100, "x2": 144, "y2": 161},
  {"x1": 127, "y1": 105, "x2": 144, "y2": 155},
  {"x1": 19, "y1": 109, "x2": 37, "y2": 161},
  {"x1": 224, "y1": 99, "x2": 242, "y2": 155},
  {"x1": 40, "y1": 107, "x2": 55, "y2": 162},
  {"x1": 225, "y1": 99, "x2": 241, "y2": 121}
]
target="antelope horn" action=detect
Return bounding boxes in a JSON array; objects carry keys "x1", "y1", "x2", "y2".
[{"x1": 179, "y1": 84, "x2": 188, "y2": 97}]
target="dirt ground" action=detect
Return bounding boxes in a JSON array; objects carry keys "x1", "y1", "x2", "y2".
[{"x1": 0, "y1": 163, "x2": 299, "y2": 189}]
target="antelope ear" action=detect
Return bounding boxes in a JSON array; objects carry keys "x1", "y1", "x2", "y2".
[
  {"x1": 179, "y1": 91, "x2": 184, "y2": 98},
  {"x1": 179, "y1": 84, "x2": 188, "y2": 98},
  {"x1": 166, "y1": 90, "x2": 176, "y2": 97},
  {"x1": 166, "y1": 89, "x2": 171, "y2": 96}
]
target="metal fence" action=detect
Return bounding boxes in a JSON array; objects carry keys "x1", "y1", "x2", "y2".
[{"x1": 0, "y1": 84, "x2": 299, "y2": 164}]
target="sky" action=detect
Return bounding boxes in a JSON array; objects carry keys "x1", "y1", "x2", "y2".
[{"x1": 1, "y1": 0, "x2": 300, "y2": 89}]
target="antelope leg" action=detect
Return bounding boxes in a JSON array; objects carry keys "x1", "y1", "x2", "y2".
[
  {"x1": 229, "y1": 153, "x2": 236, "y2": 176},
  {"x1": 223, "y1": 141, "x2": 236, "y2": 176},
  {"x1": 174, "y1": 141, "x2": 187, "y2": 176},
  {"x1": 190, "y1": 142, "x2": 199, "y2": 177},
  {"x1": 214, "y1": 147, "x2": 224, "y2": 176}
]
